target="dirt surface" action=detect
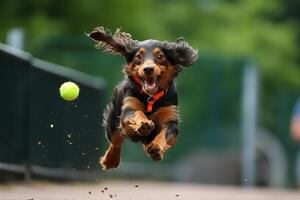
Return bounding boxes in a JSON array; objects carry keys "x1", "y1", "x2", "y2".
[{"x1": 0, "y1": 180, "x2": 299, "y2": 200}]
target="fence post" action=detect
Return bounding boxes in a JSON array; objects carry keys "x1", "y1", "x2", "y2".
[
  {"x1": 241, "y1": 60, "x2": 259, "y2": 186},
  {"x1": 6, "y1": 29, "x2": 32, "y2": 181}
]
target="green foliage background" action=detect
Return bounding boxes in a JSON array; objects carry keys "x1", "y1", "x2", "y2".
[{"x1": 1, "y1": 0, "x2": 299, "y2": 84}]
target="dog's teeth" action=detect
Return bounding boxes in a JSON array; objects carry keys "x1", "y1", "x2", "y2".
[
  {"x1": 145, "y1": 82, "x2": 156, "y2": 91},
  {"x1": 142, "y1": 77, "x2": 157, "y2": 93}
]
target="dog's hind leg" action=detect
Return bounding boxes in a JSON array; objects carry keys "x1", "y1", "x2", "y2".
[{"x1": 100, "y1": 131, "x2": 124, "y2": 170}]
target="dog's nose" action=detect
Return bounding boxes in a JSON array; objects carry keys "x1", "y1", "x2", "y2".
[{"x1": 143, "y1": 67, "x2": 154, "y2": 74}]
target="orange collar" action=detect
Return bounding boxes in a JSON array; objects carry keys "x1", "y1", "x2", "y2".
[
  {"x1": 146, "y1": 90, "x2": 165, "y2": 113},
  {"x1": 130, "y1": 76, "x2": 167, "y2": 113}
]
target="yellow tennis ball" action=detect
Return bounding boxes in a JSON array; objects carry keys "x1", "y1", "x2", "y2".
[{"x1": 59, "y1": 81, "x2": 80, "y2": 101}]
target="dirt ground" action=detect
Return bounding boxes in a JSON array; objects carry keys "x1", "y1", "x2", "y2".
[{"x1": 0, "y1": 180, "x2": 299, "y2": 200}]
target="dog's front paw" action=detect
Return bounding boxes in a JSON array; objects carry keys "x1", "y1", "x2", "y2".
[
  {"x1": 136, "y1": 119, "x2": 154, "y2": 136},
  {"x1": 125, "y1": 118, "x2": 154, "y2": 136},
  {"x1": 146, "y1": 142, "x2": 164, "y2": 161},
  {"x1": 122, "y1": 117, "x2": 154, "y2": 137}
]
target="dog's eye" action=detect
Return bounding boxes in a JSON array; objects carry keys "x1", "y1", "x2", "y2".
[
  {"x1": 134, "y1": 54, "x2": 143, "y2": 65},
  {"x1": 158, "y1": 54, "x2": 165, "y2": 60},
  {"x1": 156, "y1": 54, "x2": 166, "y2": 64}
]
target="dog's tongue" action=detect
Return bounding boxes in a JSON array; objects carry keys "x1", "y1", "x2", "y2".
[{"x1": 144, "y1": 78, "x2": 156, "y2": 91}]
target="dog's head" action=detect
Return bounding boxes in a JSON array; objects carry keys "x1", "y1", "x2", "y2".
[{"x1": 87, "y1": 27, "x2": 198, "y2": 95}]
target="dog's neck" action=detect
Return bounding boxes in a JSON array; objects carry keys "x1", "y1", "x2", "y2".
[{"x1": 128, "y1": 75, "x2": 172, "y2": 113}]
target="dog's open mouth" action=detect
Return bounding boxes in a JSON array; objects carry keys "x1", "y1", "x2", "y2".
[
  {"x1": 143, "y1": 77, "x2": 157, "y2": 93},
  {"x1": 141, "y1": 76, "x2": 160, "y2": 94}
]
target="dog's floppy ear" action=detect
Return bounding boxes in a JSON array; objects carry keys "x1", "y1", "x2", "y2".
[
  {"x1": 163, "y1": 37, "x2": 198, "y2": 67},
  {"x1": 86, "y1": 27, "x2": 136, "y2": 58}
]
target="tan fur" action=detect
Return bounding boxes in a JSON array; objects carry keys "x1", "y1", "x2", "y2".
[
  {"x1": 122, "y1": 96, "x2": 145, "y2": 111},
  {"x1": 121, "y1": 97, "x2": 154, "y2": 136},
  {"x1": 123, "y1": 47, "x2": 176, "y2": 94},
  {"x1": 142, "y1": 105, "x2": 179, "y2": 161},
  {"x1": 100, "y1": 132, "x2": 124, "y2": 170},
  {"x1": 149, "y1": 105, "x2": 179, "y2": 129},
  {"x1": 144, "y1": 128, "x2": 169, "y2": 161}
]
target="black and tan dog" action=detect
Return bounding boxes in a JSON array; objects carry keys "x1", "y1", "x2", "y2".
[{"x1": 87, "y1": 27, "x2": 198, "y2": 170}]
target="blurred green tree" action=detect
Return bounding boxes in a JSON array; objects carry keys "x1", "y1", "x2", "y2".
[{"x1": 1, "y1": 0, "x2": 299, "y2": 86}]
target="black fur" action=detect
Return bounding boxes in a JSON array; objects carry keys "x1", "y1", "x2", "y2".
[
  {"x1": 87, "y1": 27, "x2": 198, "y2": 66},
  {"x1": 166, "y1": 121, "x2": 179, "y2": 143},
  {"x1": 162, "y1": 38, "x2": 198, "y2": 67},
  {"x1": 102, "y1": 80, "x2": 129, "y2": 141},
  {"x1": 102, "y1": 79, "x2": 178, "y2": 144},
  {"x1": 87, "y1": 27, "x2": 138, "y2": 59}
]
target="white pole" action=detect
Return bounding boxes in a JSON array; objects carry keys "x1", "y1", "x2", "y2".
[
  {"x1": 6, "y1": 28, "x2": 24, "y2": 50},
  {"x1": 241, "y1": 61, "x2": 259, "y2": 186}
]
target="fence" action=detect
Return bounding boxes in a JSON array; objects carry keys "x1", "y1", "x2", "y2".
[{"x1": 0, "y1": 43, "x2": 106, "y2": 180}]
